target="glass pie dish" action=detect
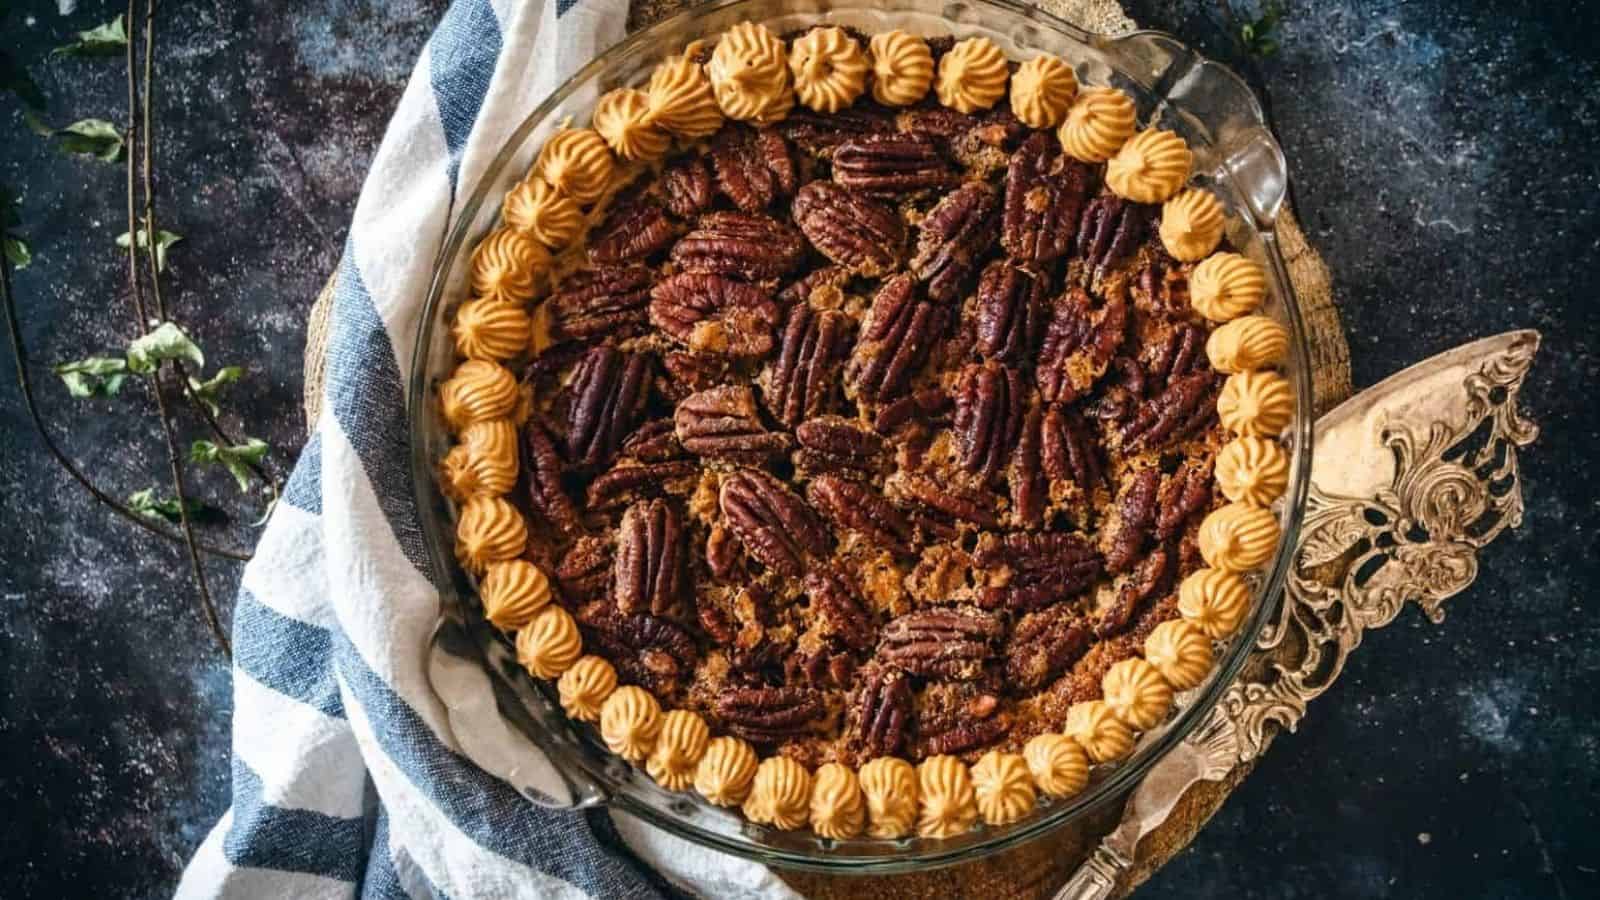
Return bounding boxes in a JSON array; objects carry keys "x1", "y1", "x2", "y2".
[{"x1": 408, "y1": 0, "x2": 1313, "y2": 873}]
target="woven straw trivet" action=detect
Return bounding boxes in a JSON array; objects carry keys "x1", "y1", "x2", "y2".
[{"x1": 298, "y1": 4, "x2": 1353, "y2": 895}]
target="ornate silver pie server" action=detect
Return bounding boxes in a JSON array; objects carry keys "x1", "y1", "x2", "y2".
[{"x1": 1054, "y1": 329, "x2": 1541, "y2": 899}]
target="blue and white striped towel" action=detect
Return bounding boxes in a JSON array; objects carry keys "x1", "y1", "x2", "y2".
[{"x1": 176, "y1": 1, "x2": 803, "y2": 896}]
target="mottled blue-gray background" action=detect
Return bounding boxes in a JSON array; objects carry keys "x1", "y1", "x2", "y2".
[{"x1": 1, "y1": 0, "x2": 1595, "y2": 897}]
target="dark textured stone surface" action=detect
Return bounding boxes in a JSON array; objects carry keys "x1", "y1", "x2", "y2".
[{"x1": 0, "y1": 1, "x2": 1595, "y2": 897}]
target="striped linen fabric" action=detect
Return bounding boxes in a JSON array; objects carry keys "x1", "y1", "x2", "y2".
[{"x1": 175, "y1": 1, "x2": 801, "y2": 896}]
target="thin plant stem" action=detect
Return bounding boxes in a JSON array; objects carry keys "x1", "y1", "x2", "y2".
[
  {"x1": 123, "y1": 0, "x2": 148, "y2": 328},
  {"x1": 0, "y1": 246, "x2": 251, "y2": 562}
]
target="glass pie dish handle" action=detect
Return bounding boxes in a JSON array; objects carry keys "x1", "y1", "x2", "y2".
[
  {"x1": 429, "y1": 609, "x2": 615, "y2": 810},
  {"x1": 1093, "y1": 29, "x2": 1288, "y2": 229}
]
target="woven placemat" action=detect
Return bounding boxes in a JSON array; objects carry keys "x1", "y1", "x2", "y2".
[{"x1": 298, "y1": 4, "x2": 1353, "y2": 895}]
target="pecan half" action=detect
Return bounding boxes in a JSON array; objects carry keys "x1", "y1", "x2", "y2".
[
  {"x1": 613, "y1": 499, "x2": 690, "y2": 620},
  {"x1": 1005, "y1": 607, "x2": 1092, "y2": 690},
  {"x1": 1096, "y1": 545, "x2": 1175, "y2": 638},
  {"x1": 846, "y1": 274, "x2": 944, "y2": 402},
  {"x1": 551, "y1": 265, "x2": 653, "y2": 342},
  {"x1": 762, "y1": 304, "x2": 852, "y2": 427},
  {"x1": 877, "y1": 608, "x2": 1003, "y2": 680},
  {"x1": 711, "y1": 125, "x2": 797, "y2": 213},
  {"x1": 849, "y1": 665, "x2": 912, "y2": 760},
  {"x1": 1001, "y1": 132, "x2": 1091, "y2": 264},
  {"x1": 887, "y1": 470, "x2": 1002, "y2": 529},
  {"x1": 585, "y1": 459, "x2": 700, "y2": 511},
  {"x1": 589, "y1": 197, "x2": 677, "y2": 264},
  {"x1": 973, "y1": 258, "x2": 1050, "y2": 365},
  {"x1": 705, "y1": 522, "x2": 741, "y2": 581},
  {"x1": 807, "y1": 474, "x2": 914, "y2": 555},
  {"x1": 714, "y1": 686, "x2": 826, "y2": 744},
  {"x1": 805, "y1": 567, "x2": 876, "y2": 651},
  {"x1": 1156, "y1": 457, "x2": 1215, "y2": 540},
  {"x1": 1037, "y1": 287, "x2": 1127, "y2": 403},
  {"x1": 952, "y1": 362, "x2": 1027, "y2": 484},
  {"x1": 1076, "y1": 195, "x2": 1150, "y2": 277},
  {"x1": 579, "y1": 605, "x2": 698, "y2": 696},
  {"x1": 909, "y1": 181, "x2": 1001, "y2": 303},
  {"x1": 1010, "y1": 404, "x2": 1047, "y2": 528},
  {"x1": 555, "y1": 535, "x2": 610, "y2": 601},
  {"x1": 523, "y1": 418, "x2": 581, "y2": 534},
  {"x1": 719, "y1": 468, "x2": 830, "y2": 577},
  {"x1": 1120, "y1": 371, "x2": 1217, "y2": 452},
  {"x1": 673, "y1": 384, "x2": 791, "y2": 464},
  {"x1": 1040, "y1": 404, "x2": 1103, "y2": 494},
  {"x1": 660, "y1": 154, "x2": 714, "y2": 218},
  {"x1": 1105, "y1": 467, "x2": 1159, "y2": 574},
  {"x1": 669, "y1": 211, "x2": 806, "y2": 280},
  {"x1": 1144, "y1": 320, "x2": 1209, "y2": 390},
  {"x1": 780, "y1": 105, "x2": 895, "y2": 155},
  {"x1": 567, "y1": 346, "x2": 651, "y2": 468},
  {"x1": 974, "y1": 531, "x2": 1102, "y2": 611},
  {"x1": 833, "y1": 134, "x2": 960, "y2": 195},
  {"x1": 794, "y1": 416, "x2": 888, "y2": 478},
  {"x1": 791, "y1": 181, "x2": 906, "y2": 277},
  {"x1": 650, "y1": 272, "x2": 782, "y2": 357}
]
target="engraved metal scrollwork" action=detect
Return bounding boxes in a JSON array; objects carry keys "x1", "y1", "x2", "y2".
[{"x1": 1217, "y1": 330, "x2": 1540, "y2": 762}]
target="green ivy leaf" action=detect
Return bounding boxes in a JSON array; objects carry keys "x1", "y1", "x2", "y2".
[
  {"x1": 52, "y1": 15, "x2": 129, "y2": 58},
  {"x1": 128, "y1": 488, "x2": 223, "y2": 525},
  {"x1": 54, "y1": 356, "x2": 131, "y2": 397},
  {"x1": 187, "y1": 365, "x2": 243, "y2": 416},
  {"x1": 116, "y1": 225, "x2": 183, "y2": 272},
  {"x1": 45, "y1": 118, "x2": 126, "y2": 162},
  {"x1": 190, "y1": 437, "x2": 269, "y2": 492},
  {"x1": 1, "y1": 186, "x2": 27, "y2": 270},
  {"x1": 127, "y1": 321, "x2": 204, "y2": 374}
]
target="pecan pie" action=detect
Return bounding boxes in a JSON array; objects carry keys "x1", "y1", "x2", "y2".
[{"x1": 439, "y1": 21, "x2": 1294, "y2": 840}]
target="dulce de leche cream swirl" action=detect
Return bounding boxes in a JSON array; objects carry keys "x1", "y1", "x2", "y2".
[
  {"x1": 515, "y1": 604, "x2": 581, "y2": 679},
  {"x1": 707, "y1": 22, "x2": 795, "y2": 125},
  {"x1": 1101, "y1": 657, "x2": 1174, "y2": 731},
  {"x1": 789, "y1": 27, "x2": 868, "y2": 114},
  {"x1": 935, "y1": 36, "x2": 1009, "y2": 114},
  {"x1": 451, "y1": 297, "x2": 531, "y2": 362},
  {"x1": 857, "y1": 756, "x2": 918, "y2": 838},
  {"x1": 743, "y1": 756, "x2": 812, "y2": 830},
  {"x1": 439, "y1": 359, "x2": 519, "y2": 432},
  {"x1": 454, "y1": 495, "x2": 526, "y2": 574},
  {"x1": 644, "y1": 41, "x2": 723, "y2": 139},
  {"x1": 1106, "y1": 128, "x2": 1193, "y2": 204},
  {"x1": 556, "y1": 655, "x2": 617, "y2": 722},
  {"x1": 970, "y1": 751, "x2": 1036, "y2": 826},
  {"x1": 600, "y1": 685, "x2": 662, "y2": 763},
  {"x1": 867, "y1": 29, "x2": 934, "y2": 107},
  {"x1": 915, "y1": 755, "x2": 978, "y2": 838},
  {"x1": 1023, "y1": 733, "x2": 1088, "y2": 799},
  {"x1": 478, "y1": 559, "x2": 550, "y2": 630},
  {"x1": 536, "y1": 127, "x2": 615, "y2": 206},
  {"x1": 1159, "y1": 187, "x2": 1226, "y2": 262},
  {"x1": 1216, "y1": 435, "x2": 1291, "y2": 506},
  {"x1": 1178, "y1": 567, "x2": 1251, "y2": 639},
  {"x1": 1065, "y1": 699, "x2": 1134, "y2": 763},
  {"x1": 646, "y1": 709, "x2": 710, "y2": 792},
  {"x1": 1059, "y1": 86, "x2": 1136, "y2": 163},
  {"x1": 1009, "y1": 55, "x2": 1078, "y2": 129},
  {"x1": 808, "y1": 762, "x2": 866, "y2": 839},
  {"x1": 694, "y1": 736, "x2": 758, "y2": 806},
  {"x1": 1198, "y1": 502, "x2": 1281, "y2": 572},
  {"x1": 593, "y1": 88, "x2": 670, "y2": 162},
  {"x1": 502, "y1": 175, "x2": 583, "y2": 251},
  {"x1": 470, "y1": 227, "x2": 548, "y2": 305},
  {"x1": 1206, "y1": 314, "x2": 1290, "y2": 373},
  {"x1": 1144, "y1": 619, "x2": 1214, "y2": 691}
]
